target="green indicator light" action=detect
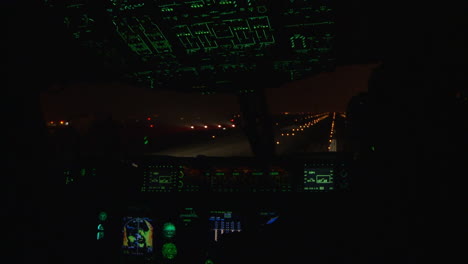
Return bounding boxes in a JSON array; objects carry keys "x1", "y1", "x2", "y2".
[
  {"x1": 252, "y1": 172, "x2": 264, "y2": 176},
  {"x1": 80, "y1": 168, "x2": 86, "y2": 176},
  {"x1": 215, "y1": 172, "x2": 225, "y2": 176},
  {"x1": 162, "y1": 222, "x2": 176, "y2": 238},
  {"x1": 233, "y1": 172, "x2": 240, "y2": 176},
  {"x1": 269, "y1": 172, "x2": 279, "y2": 176},
  {"x1": 162, "y1": 243, "x2": 178, "y2": 259},
  {"x1": 98, "y1": 211, "x2": 108, "y2": 221}
]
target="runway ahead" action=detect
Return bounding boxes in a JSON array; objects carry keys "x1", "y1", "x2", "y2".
[{"x1": 151, "y1": 113, "x2": 343, "y2": 157}]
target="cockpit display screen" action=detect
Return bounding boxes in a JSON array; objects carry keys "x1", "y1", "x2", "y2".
[
  {"x1": 303, "y1": 167, "x2": 334, "y2": 191},
  {"x1": 122, "y1": 217, "x2": 154, "y2": 256},
  {"x1": 208, "y1": 210, "x2": 242, "y2": 242}
]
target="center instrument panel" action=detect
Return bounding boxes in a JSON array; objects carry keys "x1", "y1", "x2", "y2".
[
  {"x1": 136, "y1": 152, "x2": 351, "y2": 193},
  {"x1": 63, "y1": 153, "x2": 351, "y2": 193},
  {"x1": 95, "y1": 206, "x2": 298, "y2": 264},
  {"x1": 65, "y1": 153, "x2": 353, "y2": 263}
]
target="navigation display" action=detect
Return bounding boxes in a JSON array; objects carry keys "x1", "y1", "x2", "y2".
[
  {"x1": 303, "y1": 167, "x2": 334, "y2": 191},
  {"x1": 141, "y1": 165, "x2": 184, "y2": 192},
  {"x1": 122, "y1": 217, "x2": 154, "y2": 256}
]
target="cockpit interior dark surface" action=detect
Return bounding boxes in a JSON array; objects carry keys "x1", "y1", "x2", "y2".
[{"x1": 5, "y1": 1, "x2": 467, "y2": 264}]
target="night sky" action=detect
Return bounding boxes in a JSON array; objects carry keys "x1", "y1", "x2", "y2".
[{"x1": 40, "y1": 63, "x2": 379, "y2": 122}]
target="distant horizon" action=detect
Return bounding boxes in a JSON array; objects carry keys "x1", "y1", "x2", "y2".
[{"x1": 40, "y1": 63, "x2": 379, "y2": 121}]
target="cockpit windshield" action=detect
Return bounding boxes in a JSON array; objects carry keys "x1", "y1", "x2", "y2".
[
  {"x1": 37, "y1": 0, "x2": 380, "y2": 159},
  {"x1": 41, "y1": 64, "x2": 378, "y2": 159},
  {"x1": 11, "y1": 1, "x2": 463, "y2": 263}
]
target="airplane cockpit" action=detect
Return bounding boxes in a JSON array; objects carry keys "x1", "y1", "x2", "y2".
[
  {"x1": 9, "y1": 1, "x2": 466, "y2": 264},
  {"x1": 40, "y1": 3, "x2": 355, "y2": 263}
]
